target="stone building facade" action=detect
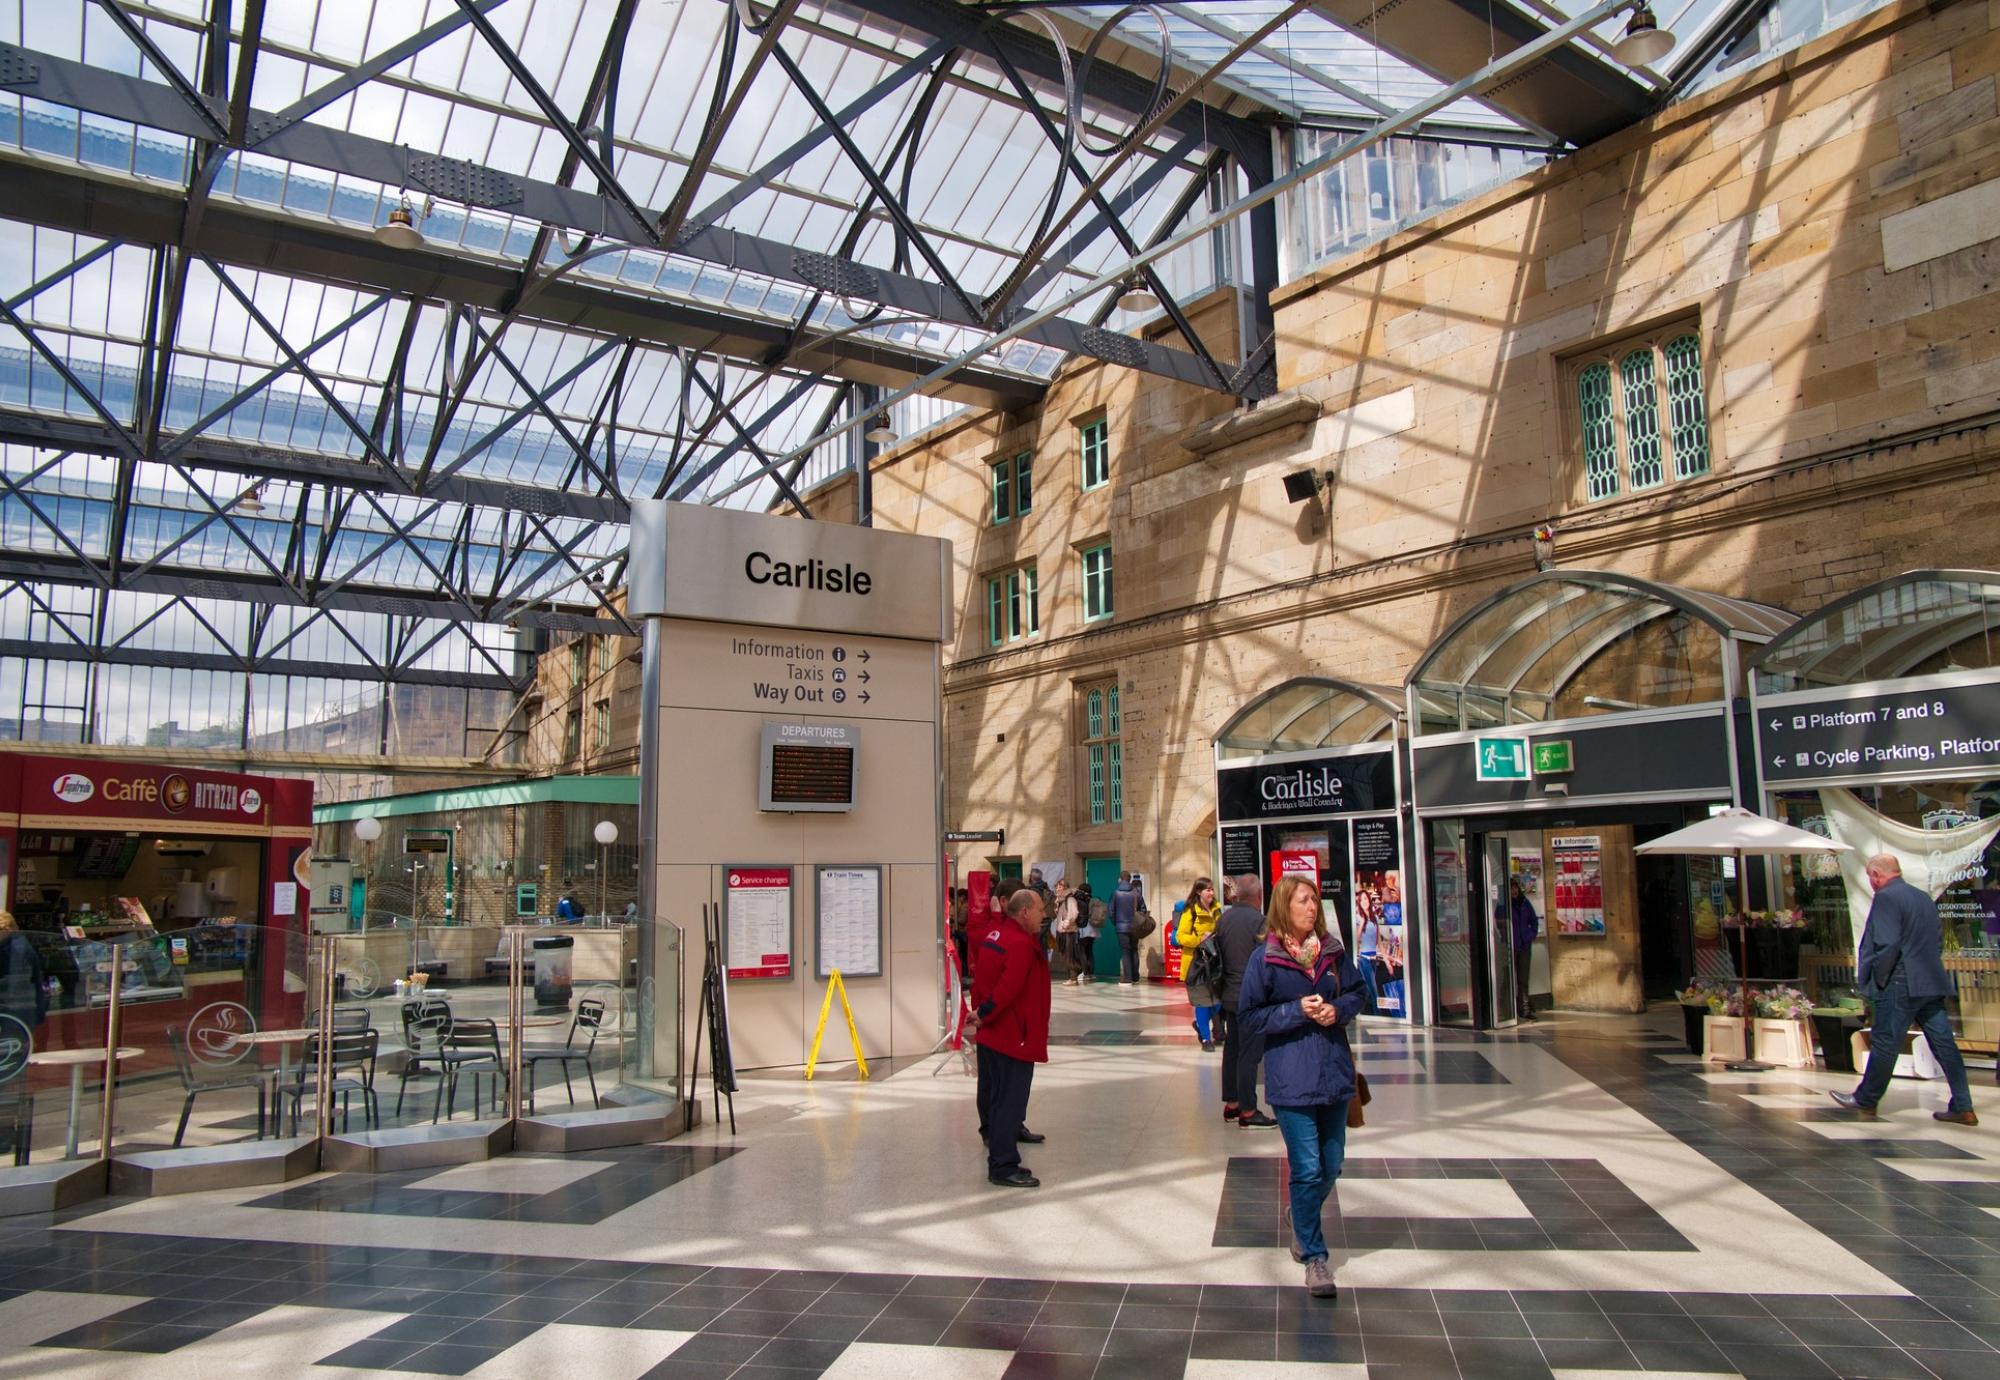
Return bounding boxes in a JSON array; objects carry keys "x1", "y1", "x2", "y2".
[{"x1": 792, "y1": 0, "x2": 2000, "y2": 975}]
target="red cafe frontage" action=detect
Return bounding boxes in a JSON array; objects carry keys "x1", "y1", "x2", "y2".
[{"x1": 0, "y1": 754, "x2": 313, "y2": 1080}]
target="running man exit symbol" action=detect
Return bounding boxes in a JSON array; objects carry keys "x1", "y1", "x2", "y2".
[{"x1": 1475, "y1": 737, "x2": 1530, "y2": 782}]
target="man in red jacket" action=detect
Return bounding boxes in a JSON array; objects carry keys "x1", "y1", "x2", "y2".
[{"x1": 973, "y1": 887, "x2": 1051, "y2": 1187}]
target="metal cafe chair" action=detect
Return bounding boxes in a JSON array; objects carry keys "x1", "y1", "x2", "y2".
[
  {"x1": 522, "y1": 998, "x2": 606, "y2": 1113},
  {"x1": 167, "y1": 1024, "x2": 268, "y2": 1146},
  {"x1": 397, "y1": 999, "x2": 495, "y2": 1123},
  {"x1": 441, "y1": 1018, "x2": 506, "y2": 1118},
  {"x1": 285, "y1": 1029, "x2": 379, "y2": 1135},
  {"x1": 330, "y1": 1005, "x2": 370, "y2": 1034}
]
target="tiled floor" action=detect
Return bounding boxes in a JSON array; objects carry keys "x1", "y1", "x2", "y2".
[{"x1": 1, "y1": 984, "x2": 1996, "y2": 1379}]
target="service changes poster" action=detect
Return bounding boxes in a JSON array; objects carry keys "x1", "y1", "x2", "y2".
[{"x1": 725, "y1": 865, "x2": 794, "y2": 979}]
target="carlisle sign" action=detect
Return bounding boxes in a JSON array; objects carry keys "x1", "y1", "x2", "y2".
[{"x1": 1216, "y1": 750, "x2": 1395, "y2": 822}]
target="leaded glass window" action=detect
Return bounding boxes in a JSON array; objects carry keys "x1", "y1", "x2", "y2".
[
  {"x1": 1621, "y1": 348, "x2": 1664, "y2": 490},
  {"x1": 1082, "y1": 680, "x2": 1120, "y2": 826},
  {"x1": 1663, "y1": 334, "x2": 1710, "y2": 480},
  {"x1": 1572, "y1": 324, "x2": 1710, "y2": 502},
  {"x1": 1578, "y1": 363, "x2": 1618, "y2": 500}
]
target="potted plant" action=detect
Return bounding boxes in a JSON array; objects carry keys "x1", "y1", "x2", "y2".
[
  {"x1": 1750, "y1": 984, "x2": 1816, "y2": 1068},
  {"x1": 1676, "y1": 978, "x2": 1722, "y2": 1053},
  {"x1": 1701, "y1": 985, "x2": 1747, "y2": 1063},
  {"x1": 1809, "y1": 992, "x2": 1868, "y2": 1073},
  {"x1": 1724, "y1": 909, "x2": 1807, "y2": 980}
]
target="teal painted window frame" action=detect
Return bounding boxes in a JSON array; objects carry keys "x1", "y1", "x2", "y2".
[
  {"x1": 1081, "y1": 543, "x2": 1114, "y2": 623},
  {"x1": 1079, "y1": 419, "x2": 1110, "y2": 491}
]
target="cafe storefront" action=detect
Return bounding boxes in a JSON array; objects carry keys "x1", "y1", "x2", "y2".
[
  {"x1": 1751, "y1": 570, "x2": 2000, "y2": 1058},
  {"x1": 1405, "y1": 572, "x2": 1795, "y2": 1028},
  {"x1": 1213, "y1": 679, "x2": 1416, "y2": 1020}
]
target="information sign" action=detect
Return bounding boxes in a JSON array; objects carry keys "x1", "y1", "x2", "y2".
[
  {"x1": 725, "y1": 865, "x2": 794, "y2": 980},
  {"x1": 815, "y1": 864, "x2": 884, "y2": 979},
  {"x1": 1475, "y1": 737, "x2": 1530, "y2": 782},
  {"x1": 1551, "y1": 835, "x2": 1606, "y2": 936},
  {"x1": 758, "y1": 721, "x2": 860, "y2": 812},
  {"x1": 1758, "y1": 675, "x2": 2000, "y2": 784},
  {"x1": 1220, "y1": 826, "x2": 1260, "y2": 880}
]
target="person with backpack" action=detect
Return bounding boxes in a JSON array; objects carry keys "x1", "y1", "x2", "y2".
[
  {"x1": 1052, "y1": 879, "x2": 1082, "y2": 984},
  {"x1": 1176, "y1": 877, "x2": 1223, "y2": 1049},
  {"x1": 1074, "y1": 883, "x2": 1099, "y2": 984}
]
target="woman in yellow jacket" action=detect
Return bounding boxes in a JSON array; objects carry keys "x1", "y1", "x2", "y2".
[{"x1": 1176, "y1": 877, "x2": 1223, "y2": 1050}]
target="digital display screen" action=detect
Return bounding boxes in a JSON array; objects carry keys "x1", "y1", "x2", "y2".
[
  {"x1": 768, "y1": 743, "x2": 854, "y2": 805},
  {"x1": 759, "y1": 721, "x2": 860, "y2": 813}
]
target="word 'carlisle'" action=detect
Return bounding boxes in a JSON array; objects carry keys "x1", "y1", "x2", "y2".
[{"x1": 745, "y1": 550, "x2": 873, "y2": 595}]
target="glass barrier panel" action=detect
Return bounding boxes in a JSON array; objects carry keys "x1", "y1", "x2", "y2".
[
  {"x1": 26, "y1": 924, "x2": 309, "y2": 1161},
  {"x1": 2, "y1": 919, "x2": 119, "y2": 1169}
]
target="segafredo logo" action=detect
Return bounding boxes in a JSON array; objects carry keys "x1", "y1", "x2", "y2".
[
  {"x1": 1259, "y1": 766, "x2": 1347, "y2": 808},
  {"x1": 52, "y1": 772, "x2": 94, "y2": 804}
]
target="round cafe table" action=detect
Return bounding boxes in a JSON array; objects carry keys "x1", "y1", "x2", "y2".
[
  {"x1": 222, "y1": 1029, "x2": 316, "y2": 1134},
  {"x1": 27, "y1": 1047, "x2": 142, "y2": 1159}
]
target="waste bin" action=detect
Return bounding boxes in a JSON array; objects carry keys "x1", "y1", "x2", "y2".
[{"x1": 533, "y1": 934, "x2": 574, "y2": 1012}]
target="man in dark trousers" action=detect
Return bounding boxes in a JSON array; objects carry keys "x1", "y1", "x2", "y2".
[
  {"x1": 973, "y1": 888, "x2": 1052, "y2": 1186},
  {"x1": 1509, "y1": 878, "x2": 1541, "y2": 1022},
  {"x1": 1110, "y1": 872, "x2": 1141, "y2": 985},
  {"x1": 1216, "y1": 874, "x2": 1277, "y2": 1129},
  {"x1": 1833, "y1": 853, "x2": 1978, "y2": 1125}
]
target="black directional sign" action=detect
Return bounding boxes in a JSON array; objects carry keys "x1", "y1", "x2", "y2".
[{"x1": 1758, "y1": 677, "x2": 2000, "y2": 785}]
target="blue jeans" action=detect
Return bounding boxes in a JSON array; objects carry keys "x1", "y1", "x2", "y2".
[
  {"x1": 1275, "y1": 1102, "x2": 1350, "y2": 1262},
  {"x1": 1119, "y1": 931, "x2": 1139, "y2": 983},
  {"x1": 1192, "y1": 1003, "x2": 1221, "y2": 1041},
  {"x1": 1855, "y1": 973, "x2": 1976, "y2": 1114}
]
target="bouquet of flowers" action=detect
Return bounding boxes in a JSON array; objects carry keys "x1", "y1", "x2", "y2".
[
  {"x1": 1753, "y1": 985, "x2": 1814, "y2": 1020},
  {"x1": 1705, "y1": 987, "x2": 1745, "y2": 1017},
  {"x1": 1678, "y1": 977, "x2": 1725, "y2": 1005},
  {"x1": 1723, "y1": 909, "x2": 1808, "y2": 929}
]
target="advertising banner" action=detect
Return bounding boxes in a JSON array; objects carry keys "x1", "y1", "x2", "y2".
[
  {"x1": 1217, "y1": 749, "x2": 1395, "y2": 822},
  {"x1": 1352, "y1": 818, "x2": 1406, "y2": 1017}
]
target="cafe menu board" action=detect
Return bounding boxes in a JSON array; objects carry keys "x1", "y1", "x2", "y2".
[
  {"x1": 725, "y1": 865, "x2": 794, "y2": 979},
  {"x1": 1551, "y1": 835, "x2": 1606, "y2": 936},
  {"x1": 816, "y1": 864, "x2": 883, "y2": 979}
]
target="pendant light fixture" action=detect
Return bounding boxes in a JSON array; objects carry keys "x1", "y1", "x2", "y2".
[
  {"x1": 375, "y1": 193, "x2": 425, "y2": 250},
  {"x1": 1612, "y1": 5, "x2": 1675, "y2": 67},
  {"x1": 864, "y1": 413, "x2": 898, "y2": 445},
  {"x1": 1117, "y1": 274, "x2": 1159, "y2": 314}
]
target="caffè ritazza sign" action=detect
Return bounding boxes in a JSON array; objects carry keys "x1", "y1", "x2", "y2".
[{"x1": 1216, "y1": 750, "x2": 1397, "y2": 822}]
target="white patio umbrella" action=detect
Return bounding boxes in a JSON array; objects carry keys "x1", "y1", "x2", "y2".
[{"x1": 1636, "y1": 808, "x2": 1853, "y2": 1070}]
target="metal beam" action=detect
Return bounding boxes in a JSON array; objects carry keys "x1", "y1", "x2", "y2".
[
  {"x1": 0, "y1": 150, "x2": 1045, "y2": 412},
  {"x1": 1, "y1": 39, "x2": 1227, "y2": 392},
  {"x1": 0, "y1": 636, "x2": 519, "y2": 691},
  {"x1": 0, "y1": 548, "x2": 623, "y2": 634}
]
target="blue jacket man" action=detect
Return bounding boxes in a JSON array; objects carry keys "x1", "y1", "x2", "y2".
[{"x1": 1833, "y1": 855, "x2": 1977, "y2": 1125}]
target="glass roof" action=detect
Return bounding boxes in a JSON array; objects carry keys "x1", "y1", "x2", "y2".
[
  {"x1": 1410, "y1": 571, "x2": 1795, "y2": 735},
  {"x1": 1216, "y1": 677, "x2": 1400, "y2": 753},
  {"x1": 1753, "y1": 572, "x2": 2000, "y2": 694},
  {"x1": 0, "y1": 0, "x2": 1790, "y2": 759}
]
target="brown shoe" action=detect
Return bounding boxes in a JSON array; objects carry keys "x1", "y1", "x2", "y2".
[
  {"x1": 1933, "y1": 1109, "x2": 1979, "y2": 1126},
  {"x1": 1304, "y1": 1258, "x2": 1338, "y2": 1299}
]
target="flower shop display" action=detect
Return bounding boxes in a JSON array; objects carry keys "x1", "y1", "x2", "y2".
[
  {"x1": 1810, "y1": 995, "x2": 1868, "y2": 1074},
  {"x1": 1677, "y1": 979, "x2": 1726, "y2": 1053},
  {"x1": 1747, "y1": 984, "x2": 1815, "y2": 1068},
  {"x1": 1702, "y1": 1014, "x2": 1747, "y2": 1063},
  {"x1": 1722, "y1": 910, "x2": 1807, "y2": 980}
]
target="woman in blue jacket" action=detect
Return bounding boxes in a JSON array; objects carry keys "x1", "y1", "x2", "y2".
[{"x1": 1238, "y1": 874, "x2": 1369, "y2": 1300}]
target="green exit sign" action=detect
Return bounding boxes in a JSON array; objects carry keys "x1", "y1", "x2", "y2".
[
  {"x1": 1532, "y1": 740, "x2": 1575, "y2": 775},
  {"x1": 1475, "y1": 738, "x2": 1529, "y2": 782}
]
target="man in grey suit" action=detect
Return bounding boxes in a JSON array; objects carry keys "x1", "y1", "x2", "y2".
[{"x1": 1831, "y1": 854, "x2": 1978, "y2": 1125}]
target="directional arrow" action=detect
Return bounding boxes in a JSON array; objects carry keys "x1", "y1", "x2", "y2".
[
  {"x1": 1768, "y1": 718, "x2": 1782, "y2": 731},
  {"x1": 859, "y1": 650, "x2": 872, "y2": 663},
  {"x1": 1772, "y1": 756, "x2": 1785, "y2": 768},
  {"x1": 860, "y1": 670, "x2": 871, "y2": 683},
  {"x1": 860, "y1": 691, "x2": 871, "y2": 704}
]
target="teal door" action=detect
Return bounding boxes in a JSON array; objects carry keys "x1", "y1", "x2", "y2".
[{"x1": 1084, "y1": 857, "x2": 1122, "y2": 979}]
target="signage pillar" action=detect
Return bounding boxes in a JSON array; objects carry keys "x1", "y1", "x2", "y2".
[{"x1": 628, "y1": 502, "x2": 950, "y2": 1074}]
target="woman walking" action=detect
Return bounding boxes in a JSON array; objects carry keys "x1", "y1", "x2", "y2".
[
  {"x1": 1238, "y1": 874, "x2": 1368, "y2": 1300},
  {"x1": 1072, "y1": 883, "x2": 1098, "y2": 984},
  {"x1": 1175, "y1": 877, "x2": 1223, "y2": 1049}
]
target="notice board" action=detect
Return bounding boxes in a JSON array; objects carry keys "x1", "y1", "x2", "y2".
[
  {"x1": 815, "y1": 864, "x2": 883, "y2": 978},
  {"x1": 725, "y1": 865, "x2": 794, "y2": 979}
]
